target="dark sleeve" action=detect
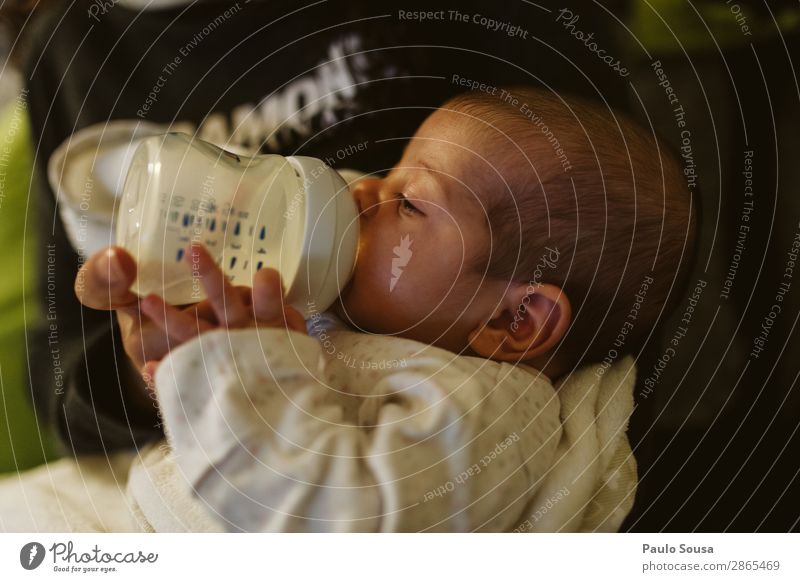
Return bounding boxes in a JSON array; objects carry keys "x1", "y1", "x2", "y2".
[
  {"x1": 48, "y1": 320, "x2": 162, "y2": 455},
  {"x1": 21, "y1": 4, "x2": 161, "y2": 453}
]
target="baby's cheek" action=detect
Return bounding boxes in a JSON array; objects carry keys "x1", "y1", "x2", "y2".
[
  {"x1": 342, "y1": 234, "x2": 467, "y2": 328},
  {"x1": 390, "y1": 267, "x2": 454, "y2": 317},
  {"x1": 337, "y1": 266, "x2": 397, "y2": 328}
]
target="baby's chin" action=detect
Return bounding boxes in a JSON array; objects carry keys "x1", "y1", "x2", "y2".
[
  {"x1": 331, "y1": 289, "x2": 367, "y2": 331},
  {"x1": 330, "y1": 268, "x2": 382, "y2": 328},
  {"x1": 332, "y1": 287, "x2": 395, "y2": 335},
  {"x1": 331, "y1": 296, "x2": 348, "y2": 323}
]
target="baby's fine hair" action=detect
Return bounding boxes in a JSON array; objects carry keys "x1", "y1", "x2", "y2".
[{"x1": 444, "y1": 86, "x2": 699, "y2": 369}]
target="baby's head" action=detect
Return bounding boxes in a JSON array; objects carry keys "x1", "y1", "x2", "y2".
[{"x1": 334, "y1": 87, "x2": 698, "y2": 376}]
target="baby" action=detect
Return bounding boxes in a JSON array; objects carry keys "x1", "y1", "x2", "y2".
[{"x1": 78, "y1": 86, "x2": 697, "y2": 532}]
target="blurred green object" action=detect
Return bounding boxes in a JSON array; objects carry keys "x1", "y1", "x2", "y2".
[
  {"x1": 0, "y1": 94, "x2": 60, "y2": 473},
  {"x1": 629, "y1": 1, "x2": 800, "y2": 55}
]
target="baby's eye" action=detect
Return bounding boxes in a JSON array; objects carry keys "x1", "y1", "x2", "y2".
[{"x1": 396, "y1": 193, "x2": 423, "y2": 216}]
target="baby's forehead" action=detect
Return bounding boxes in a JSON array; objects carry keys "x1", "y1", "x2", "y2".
[
  {"x1": 413, "y1": 112, "x2": 508, "y2": 172},
  {"x1": 411, "y1": 108, "x2": 575, "y2": 213},
  {"x1": 434, "y1": 108, "x2": 569, "y2": 169}
]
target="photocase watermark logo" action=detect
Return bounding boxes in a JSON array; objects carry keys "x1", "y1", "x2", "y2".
[
  {"x1": 510, "y1": 246, "x2": 560, "y2": 332},
  {"x1": 87, "y1": 0, "x2": 119, "y2": 22},
  {"x1": 16, "y1": 540, "x2": 158, "y2": 574},
  {"x1": 20, "y1": 542, "x2": 46, "y2": 570},
  {"x1": 389, "y1": 234, "x2": 413, "y2": 292}
]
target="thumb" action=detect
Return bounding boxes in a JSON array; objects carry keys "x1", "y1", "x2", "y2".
[{"x1": 75, "y1": 247, "x2": 139, "y2": 311}]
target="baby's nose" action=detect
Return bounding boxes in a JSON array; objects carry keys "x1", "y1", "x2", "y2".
[{"x1": 351, "y1": 178, "x2": 382, "y2": 218}]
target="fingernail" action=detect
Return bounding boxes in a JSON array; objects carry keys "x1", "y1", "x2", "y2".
[{"x1": 104, "y1": 249, "x2": 126, "y2": 283}]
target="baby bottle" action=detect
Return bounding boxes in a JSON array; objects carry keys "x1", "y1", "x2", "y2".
[{"x1": 115, "y1": 133, "x2": 359, "y2": 316}]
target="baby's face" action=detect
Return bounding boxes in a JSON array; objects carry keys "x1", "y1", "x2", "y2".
[{"x1": 334, "y1": 110, "x2": 510, "y2": 352}]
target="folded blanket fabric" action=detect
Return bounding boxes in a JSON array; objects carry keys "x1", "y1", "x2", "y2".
[
  {"x1": 126, "y1": 328, "x2": 637, "y2": 533},
  {"x1": 127, "y1": 444, "x2": 224, "y2": 533},
  {"x1": 519, "y1": 356, "x2": 637, "y2": 532}
]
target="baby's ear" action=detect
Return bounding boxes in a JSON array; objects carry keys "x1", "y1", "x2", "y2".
[{"x1": 467, "y1": 282, "x2": 571, "y2": 362}]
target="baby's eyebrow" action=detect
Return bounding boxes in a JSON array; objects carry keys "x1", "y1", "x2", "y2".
[
  {"x1": 408, "y1": 159, "x2": 450, "y2": 206},
  {"x1": 416, "y1": 162, "x2": 489, "y2": 221},
  {"x1": 416, "y1": 159, "x2": 436, "y2": 173}
]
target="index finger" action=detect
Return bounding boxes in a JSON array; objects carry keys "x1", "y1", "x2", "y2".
[{"x1": 187, "y1": 244, "x2": 249, "y2": 327}]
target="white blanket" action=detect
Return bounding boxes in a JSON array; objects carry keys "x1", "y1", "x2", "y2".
[
  {"x1": 0, "y1": 451, "x2": 137, "y2": 532},
  {"x1": 0, "y1": 331, "x2": 636, "y2": 532}
]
